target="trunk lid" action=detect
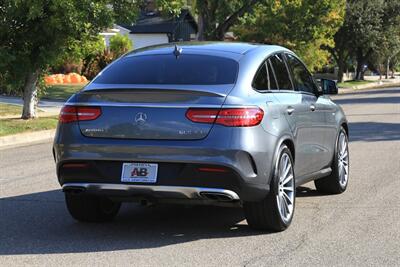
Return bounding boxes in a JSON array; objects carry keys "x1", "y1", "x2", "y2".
[{"x1": 74, "y1": 85, "x2": 233, "y2": 140}]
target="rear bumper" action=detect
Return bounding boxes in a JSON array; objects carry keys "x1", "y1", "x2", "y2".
[
  {"x1": 54, "y1": 122, "x2": 278, "y2": 202},
  {"x1": 63, "y1": 183, "x2": 240, "y2": 203}
]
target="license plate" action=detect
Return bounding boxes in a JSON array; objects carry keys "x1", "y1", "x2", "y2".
[{"x1": 121, "y1": 163, "x2": 158, "y2": 183}]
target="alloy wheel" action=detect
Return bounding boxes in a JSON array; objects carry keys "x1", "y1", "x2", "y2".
[
  {"x1": 338, "y1": 132, "x2": 349, "y2": 188},
  {"x1": 276, "y1": 153, "x2": 295, "y2": 223}
]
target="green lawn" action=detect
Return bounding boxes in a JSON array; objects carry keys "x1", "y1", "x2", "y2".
[
  {"x1": 41, "y1": 83, "x2": 86, "y2": 101},
  {"x1": 0, "y1": 116, "x2": 58, "y2": 137},
  {"x1": 0, "y1": 103, "x2": 22, "y2": 116},
  {"x1": 337, "y1": 80, "x2": 374, "y2": 88}
]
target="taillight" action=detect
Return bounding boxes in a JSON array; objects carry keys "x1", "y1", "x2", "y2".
[
  {"x1": 185, "y1": 109, "x2": 219, "y2": 123},
  {"x1": 186, "y1": 107, "x2": 264, "y2": 127},
  {"x1": 59, "y1": 106, "x2": 101, "y2": 123}
]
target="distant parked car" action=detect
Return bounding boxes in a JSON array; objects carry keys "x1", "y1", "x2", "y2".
[{"x1": 53, "y1": 42, "x2": 349, "y2": 231}]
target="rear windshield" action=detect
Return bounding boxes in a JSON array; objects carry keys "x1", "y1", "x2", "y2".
[{"x1": 93, "y1": 54, "x2": 238, "y2": 85}]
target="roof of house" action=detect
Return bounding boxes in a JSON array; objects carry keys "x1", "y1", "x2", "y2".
[{"x1": 120, "y1": 9, "x2": 198, "y2": 34}]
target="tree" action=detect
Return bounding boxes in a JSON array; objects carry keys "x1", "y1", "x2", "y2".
[
  {"x1": 196, "y1": 0, "x2": 262, "y2": 40},
  {"x1": 370, "y1": 0, "x2": 400, "y2": 79},
  {"x1": 345, "y1": 0, "x2": 384, "y2": 80},
  {"x1": 234, "y1": 0, "x2": 346, "y2": 71},
  {"x1": 109, "y1": 34, "x2": 133, "y2": 58},
  {"x1": 157, "y1": 0, "x2": 262, "y2": 41},
  {"x1": 327, "y1": 0, "x2": 400, "y2": 81},
  {"x1": 0, "y1": 0, "x2": 140, "y2": 119},
  {"x1": 323, "y1": 6, "x2": 352, "y2": 82}
]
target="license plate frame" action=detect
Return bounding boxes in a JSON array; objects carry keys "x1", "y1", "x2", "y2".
[{"x1": 121, "y1": 162, "x2": 158, "y2": 183}]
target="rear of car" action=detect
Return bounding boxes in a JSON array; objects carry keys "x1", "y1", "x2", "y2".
[
  {"x1": 54, "y1": 43, "x2": 349, "y2": 231},
  {"x1": 53, "y1": 45, "x2": 273, "y2": 209}
]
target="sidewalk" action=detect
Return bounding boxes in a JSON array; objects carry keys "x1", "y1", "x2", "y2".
[
  {"x1": 0, "y1": 96, "x2": 64, "y2": 114},
  {"x1": 338, "y1": 78, "x2": 400, "y2": 92}
]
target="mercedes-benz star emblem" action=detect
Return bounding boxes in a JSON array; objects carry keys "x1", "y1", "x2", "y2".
[{"x1": 134, "y1": 112, "x2": 148, "y2": 124}]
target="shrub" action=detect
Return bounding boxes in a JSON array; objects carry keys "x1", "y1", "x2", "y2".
[{"x1": 109, "y1": 34, "x2": 133, "y2": 58}]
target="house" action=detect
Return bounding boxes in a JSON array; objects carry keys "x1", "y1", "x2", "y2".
[{"x1": 100, "y1": 9, "x2": 198, "y2": 50}]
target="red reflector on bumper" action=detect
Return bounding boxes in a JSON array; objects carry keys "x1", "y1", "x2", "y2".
[
  {"x1": 62, "y1": 163, "x2": 89, "y2": 169},
  {"x1": 198, "y1": 167, "x2": 228, "y2": 173}
]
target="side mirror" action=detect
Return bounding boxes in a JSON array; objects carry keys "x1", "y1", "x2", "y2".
[{"x1": 320, "y1": 79, "x2": 338, "y2": 95}]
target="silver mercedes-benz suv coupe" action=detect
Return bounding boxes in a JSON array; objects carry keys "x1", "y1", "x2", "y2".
[{"x1": 53, "y1": 42, "x2": 349, "y2": 231}]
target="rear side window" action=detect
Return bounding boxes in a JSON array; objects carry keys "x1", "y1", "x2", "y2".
[
  {"x1": 269, "y1": 54, "x2": 293, "y2": 90},
  {"x1": 267, "y1": 60, "x2": 278, "y2": 90},
  {"x1": 93, "y1": 54, "x2": 238, "y2": 85},
  {"x1": 286, "y1": 54, "x2": 318, "y2": 95},
  {"x1": 253, "y1": 63, "x2": 269, "y2": 90},
  {"x1": 253, "y1": 61, "x2": 279, "y2": 91}
]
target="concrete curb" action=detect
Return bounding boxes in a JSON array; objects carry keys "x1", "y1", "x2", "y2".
[
  {"x1": 0, "y1": 129, "x2": 55, "y2": 150},
  {"x1": 0, "y1": 112, "x2": 60, "y2": 119},
  {"x1": 339, "y1": 81, "x2": 400, "y2": 92}
]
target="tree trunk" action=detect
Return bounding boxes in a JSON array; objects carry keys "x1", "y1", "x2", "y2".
[
  {"x1": 385, "y1": 58, "x2": 390, "y2": 79},
  {"x1": 196, "y1": 12, "x2": 205, "y2": 41},
  {"x1": 21, "y1": 70, "x2": 40, "y2": 119},
  {"x1": 355, "y1": 61, "x2": 364, "y2": 80},
  {"x1": 337, "y1": 66, "x2": 344, "y2": 83},
  {"x1": 337, "y1": 55, "x2": 346, "y2": 83}
]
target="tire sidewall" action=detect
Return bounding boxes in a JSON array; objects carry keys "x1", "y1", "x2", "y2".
[
  {"x1": 269, "y1": 145, "x2": 296, "y2": 228},
  {"x1": 334, "y1": 128, "x2": 349, "y2": 192}
]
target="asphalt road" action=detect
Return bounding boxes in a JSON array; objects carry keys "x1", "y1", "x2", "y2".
[{"x1": 1, "y1": 87, "x2": 399, "y2": 266}]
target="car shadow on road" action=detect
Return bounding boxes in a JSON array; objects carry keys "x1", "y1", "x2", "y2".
[
  {"x1": 348, "y1": 122, "x2": 400, "y2": 142},
  {"x1": 0, "y1": 189, "x2": 269, "y2": 255},
  {"x1": 338, "y1": 88, "x2": 399, "y2": 97},
  {"x1": 333, "y1": 95, "x2": 400, "y2": 105},
  {"x1": 295, "y1": 186, "x2": 325, "y2": 197}
]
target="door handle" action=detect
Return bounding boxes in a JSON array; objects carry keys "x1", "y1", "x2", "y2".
[
  {"x1": 287, "y1": 106, "x2": 295, "y2": 115},
  {"x1": 310, "y1": 104, "x2": 316, "y2": 111}
]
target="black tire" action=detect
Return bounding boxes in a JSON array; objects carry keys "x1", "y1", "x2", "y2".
[
  {"x1": 244, "y1": 145, "x2": 295, "y2": 231},
  {"x1": 315, "y1": 127, "x2": 349, "y2": 194},
  {"x1": 65, "y1": 193, "x2": 121, "y2": 222}
]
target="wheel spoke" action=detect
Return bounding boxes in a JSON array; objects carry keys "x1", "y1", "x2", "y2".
[
  {"x1": 343, "y1": 165, "x2": 348, "y2": 174},
  {"x1": 282, "y1": 164, "x2": 291, "y2": 181},
  {"x1": 282, "y1": 186, "x2": 294, "y2": 192},
  {"x1": 282, "y1": 174, "x2": 293, "y2": 186},
  {"x1": 340, "y1": 136, "x2": 346, "y2": 154},
  {"x1": 282, "y1": 191, "x2": 293, "y2": 205},
  {"x1": 279, "y1": 196, "x2": 286, "y2": 218},
  {"x1": 279, "y1": 157, "x2": 286, "y2": 176},
  {"x1": 338, "y1": 163, "x2": 343, "y2": 177},
  {"x1": 282, "y1": 195, "x2": 289, "y2": 215}
]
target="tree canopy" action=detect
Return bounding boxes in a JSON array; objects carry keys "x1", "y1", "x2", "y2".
[
  {"x1": 157, "y1": 0, "x2": 262, "y2": 40},
  {"x1": 234, "y1": 0, "x2": 346, "y2": 71},
  {"x1": 326, "y1": 0, "x2": 400, "y2": 81},
  {"x1": 0, "y1": 0, "x2": 140, "y2": 118}
]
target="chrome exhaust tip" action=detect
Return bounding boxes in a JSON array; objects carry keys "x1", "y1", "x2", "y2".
[
  {"x1": 63, "y1": 186, "x2": 86, "y2": 194},
  {"x1": 200, "y1": 191, "x2": 238, "y2": 202}
]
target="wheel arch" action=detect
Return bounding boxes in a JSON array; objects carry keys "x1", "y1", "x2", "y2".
[
  {"x1": 264, "y1": 134, "x2": 295, "y2": 187},
  {"x1": 341, "y1": 122, "x2": 349, "y2": 137},
  {"x1": 281, "y1": 138, "x2": 295, "y2": 164}
]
